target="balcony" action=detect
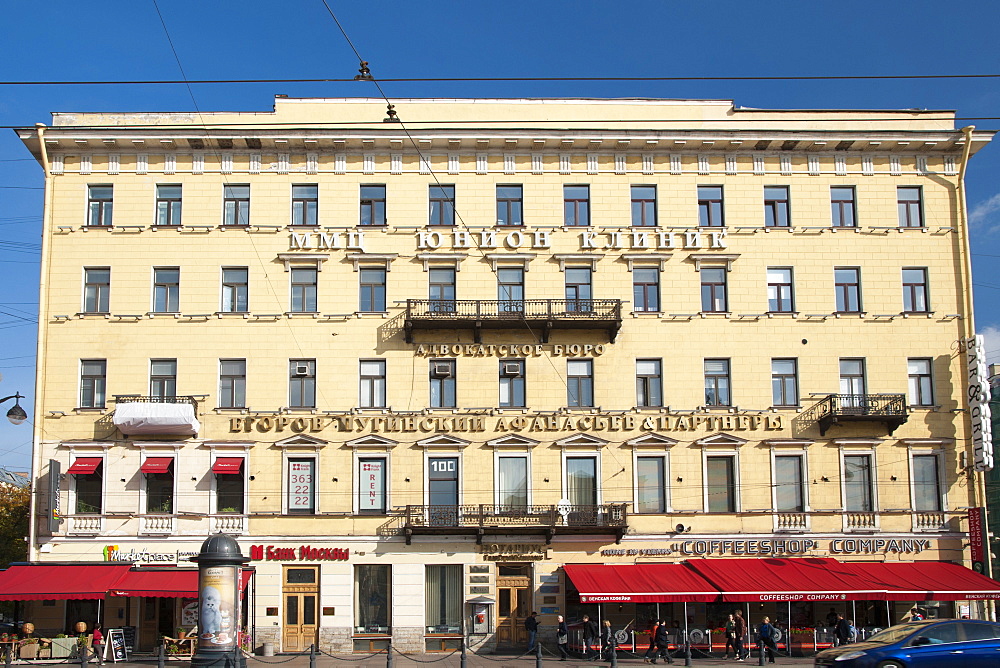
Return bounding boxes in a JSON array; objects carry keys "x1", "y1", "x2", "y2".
[
  {"x1": 112, "y1": 395, "x2": 201, "y2": 436},
  {"x1": 912, "y1": 511, "x2": 947, "y2": 532},
  {"x1": 774, "y1": 512, "x2": 809, "y2": 532},
  {"x1": 139, "y1": 515, "x2": 176, "y2": 535},
  {"x1": 401, "y1": 503, "x2": 628, "y2": 544},
  {"x1": 806, "y1": 394, "x2": 908, "y2": 436},
  {"x1": 843, "y1": 511, "x2": 879, "y2": 532},
  {"x1": 403, "y1": 299, "x2": 623, "y2": 343},
  {"x1": 67, "y1": 515, "x2": 103, "y2": 535},
  {"x1": 211, "y1": 514, "x2": 248, "y2": 535}
]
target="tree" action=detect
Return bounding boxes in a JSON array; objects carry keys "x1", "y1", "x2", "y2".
[{"x1": 0, "y1": 483, "x2": 29, "y2": 568}]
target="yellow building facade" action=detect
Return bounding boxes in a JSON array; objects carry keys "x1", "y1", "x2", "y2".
[{"x1": 16, "y1": 98, "x2": 997, "y2": 653}]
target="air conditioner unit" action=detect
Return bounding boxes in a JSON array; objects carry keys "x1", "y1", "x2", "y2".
[
  {"x1": 501, "y1": 363, "x2": 522, "y2": 377},
  {"x1": 431, "y1": 363, "x2": 453, "y2": 378},
  {"x1": 293, "y1": 363, "x2": 312, "y2": 377}
]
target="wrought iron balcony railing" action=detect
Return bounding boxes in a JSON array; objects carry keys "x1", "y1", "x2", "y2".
[
  {"x1": 403, "y1": 299, "x2": 623, "y2": 343},
  {"x1": 402, "y1": 503, "x2": 627, "y2": 544},
  {"x1": 804, "y1": 393, "x2": 908, "y2": 436},
  {"x1": 114, "y1": 394, "x2": 199, "y2": 405}
]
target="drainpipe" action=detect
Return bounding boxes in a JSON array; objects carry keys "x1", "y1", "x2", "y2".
[{"x1": 29, "y1": 123, "x2": 54, "y2": 561}]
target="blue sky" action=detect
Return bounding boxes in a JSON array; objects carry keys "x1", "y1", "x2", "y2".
[{"x1": 1, "y1": 0, "x2": 998, "y2": 471}]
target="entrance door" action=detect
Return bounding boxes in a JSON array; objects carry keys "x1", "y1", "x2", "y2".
[
  {"x1": 138, "y1": 597, "x2": 176, "y2": 651},
  {"x1": 282, "y1": 567, "x2": 319, "y2": 652},
  {"x1": 495, "y1": 563, "x2": 532, "y2": 648}
]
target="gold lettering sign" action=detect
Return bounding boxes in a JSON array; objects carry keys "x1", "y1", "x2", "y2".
[{"x1": 481, "y1": 543, "x2": 547, "y2": 561}]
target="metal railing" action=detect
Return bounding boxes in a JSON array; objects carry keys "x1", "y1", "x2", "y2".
[
  {"x1": 114, "y1": 394, "x2": 199, "y2": 405},
  {"x1": 803, "y1": 393, "x2": 908, "y2": 436},
  {"x1": 405, "y1": 299, "x2": 623, "y2": 320},
  {"x1": 403, "y1": 503, "x2": 628, "y2": 528}
]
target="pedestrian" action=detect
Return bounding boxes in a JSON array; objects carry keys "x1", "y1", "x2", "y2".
[
  {"x1": 90, "y1": 623, "x2": 104, "y2": 666},
  {"x1": 600, "y1": 620, "x2": 613, "y2": 661},
  {"x1": 556, "y1": 615, "x2": 570, "y2": 660},
  {"x1": 734, "y1": 610, "x2": 747, "y2": 662},
  {"x1": 583, "y1": 614, "x2": 600, "y2": 660},
  {"x1": 846, "y1": 619, "x2": 858, "y2": 644},
  {"x1": 643, "y1": 619, "x2": 659, "y2": 662},
  {"x1": 651, "y1": 619, "x2": 674, "y2": 664},
  {"x1": 724, "y1": 613, "x2": 738, "y2": 659},
  {"x1": 525, "y1": 611, "x2": 539, "y2": 653},
  {"x1": 834, "y1": 613, "x2": 850, "y2": 647},
  {"x1": 758, "y1": 616, "x2": 777, "y2": 664}
]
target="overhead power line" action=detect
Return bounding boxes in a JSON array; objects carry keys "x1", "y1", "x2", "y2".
[{"x1": 3, "y1": 73, "x2": 1000, "y2": 86}]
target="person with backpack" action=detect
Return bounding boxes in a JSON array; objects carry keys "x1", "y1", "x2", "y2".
[{"x1": 758, "y1": 616, "x2": 778, "y2": 664}]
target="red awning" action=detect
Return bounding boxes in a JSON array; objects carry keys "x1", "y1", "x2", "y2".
[
  {"x1": 0, "y1": 564, "x2": 132, "y2": 601},
  {"x1": 67, "y1": 457, "x2": 103, "y2": 474},
  {"x1": 685, "y1": 557, "x2": 884, "y2": 602},
  {"x1": 840, "y1": 561, "x2": 1000, "y2": 601},
  {"x1": 110, "y1": 568, "x2": 254, "y2": 598},
  {"x1": 564, "y1": 563, "x2": 720, "y2": 603},
  {"x1": 212, "y1": 457, "x2": 244, "y2": 475},
  {"x1": 141, "y1": 457, "x2": 173, "y2": 474}
]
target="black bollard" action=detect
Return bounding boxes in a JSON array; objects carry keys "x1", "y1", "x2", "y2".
[
  {"x1": 80, "y1": 640, "x2": 89, "y2": 668},
  {"x1": 309, "y1": 644, "x2": 316, "y2": 668},
  {"x1": 757, "y1": 639, "x2": 765, "y2": 666},
  {"x1": 4, "y1": 643, "x2": 12, "y2": 668},
  {"x1": 158, "y1": 643, "x2": 165, "y2": 668},
  {"x1": 460, "y1": 636, "x2": 467, "y2": 668},
  {"x1": 683, "y1": 634, "x2": 691, "y2": 667},
  {"x1": 386, "y1": 641, "x2": 393, "y2": 668},
  {"x1": 535, "y1": 641, "x2": 542, "y2": 668},
  {"x1": 610, "y1": 638, "x2": 617, "y2": 668}
]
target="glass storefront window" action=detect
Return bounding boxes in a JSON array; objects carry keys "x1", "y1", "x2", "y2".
[
  {"x1": 355, "y1": 564, "x2": 390, "y2": 633},
  {"x1": 425, "y1": 565, "x2": 462, "y2": 633}
]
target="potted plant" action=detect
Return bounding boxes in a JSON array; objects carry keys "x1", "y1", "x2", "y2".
[
  {"x1": 19, "y1": 637, "x2": 40, "y2": 659},
  {"x1": 51, "y1": 634, "x2": 76, "y2": 658}
]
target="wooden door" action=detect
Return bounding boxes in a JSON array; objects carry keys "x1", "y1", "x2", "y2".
[
  {"x1": 496, "y1": 564, "x2": 531, "y2": 648},
  {"x1": 282, "y1": 567, "x2": 319, "y2": 652}
]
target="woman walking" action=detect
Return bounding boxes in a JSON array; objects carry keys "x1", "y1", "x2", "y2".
[
  {"x1": 724, "y1": 614, "x2": 738, "y2": 660},
  {"x1": 556, "y1": 615, "x2": 570, "y2": 660}
]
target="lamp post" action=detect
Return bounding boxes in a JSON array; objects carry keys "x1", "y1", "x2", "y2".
[
  {"x1": 190, "y1": 533, "x2": 249, "y2": 668},
  {"x1": 0, "y1": 392, "x2": 27, "y2": 425}
]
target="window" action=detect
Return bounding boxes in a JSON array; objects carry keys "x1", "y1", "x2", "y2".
[
  {"x1": 567, "y1": 359, "x2": 594, "y2": 407},
  {"x1": 428, "y1": 457, "x2": 459, "y2": 506},
  {"x1": 843, "y1": 454, "x2": 873, "y2": 512},
  {"x1": 830, "y1": 186, "x2": 856, "y2": 227},
  {"x1": 359, "y1": 268, "x2": 386, "y2": 312},
  {"x1": 80, "y1": 359, "x2": 107, "y2": 408},
  {"x1": 290, "y1": 267, "x2": 318, "y2": 313},
  {"x1": 706, "y1": 455, "x2": 736, "y2": 512},
  {"x1": 289, "y1": 359, "x2": 316, "y2": 409},
  {"x1": 912, "y1": 454, "x2": 941, "y2": 512},
  {"x1": 704, "y1": 359, "x2": 731, "y2": 406},
  {"x1": 764, "y1": 186, "x2": 790, "y2": 227},
  {"x1": 636, "y1": 359, "x2": 663, "y2": 408},
  {"x1": 636, "y1": 456, "x2": 666, "y2": 513},
  {"x1": 497, "y1": 267, "x2": 524, "y2": 312},
  {"x1": 153, "y1": 267, "x2": 180, "y2": 313},
  {"x1": 355, "y1": 565, "x2": 390, "y2": 633},
  {"x1": 566, "y1": 456, "x2": 597, "y2": 505},
  {"x1": 698, "y1": 186, "x2": 724, "y2": 227},
  {"x1": 87, "y1": 185, "x2": 113, "y2": 226},
  {"x1": 499, "y1": 359, "x2": 526, "y2": 408},
  {"x1": 498, "y1": 455, "x2": 528, "y2": 507},
  {"x1": 902, "y1": 268, "x2": 929, "y2": 313},
  {"x1": 428, "y1": 268, "x2": 456, "y2": 312},
  {"x1": 83, "y1": 267, "x2": 110, "y2": 313},
  {"x1": 429, "y1": 185, "x2": 455, "y2": 226},
  {"x1": 774, "y1": 455, "x2": 804, "y2": 512},
  {"x1": 292, "y1": 185, "x2": 318, "y2": 226},
  {"x1": 222, "y1": 267, "x2": 249, "y2": 313},
  {"x1": 839, "y1": 358, "x2": 867, "y2": 398},
  {"x1": 358, "y1": 457, "x2": 387, "y2": 513},
  {"x1": 219, "y1": 359, "x2": 246, "y2": 409},
  {"x1": 429, "y1": 359, "x2": 456, "y2": 409},
  {"x1": 767, "y1": 268, "x2": 794, "y2": 312},
  {"x1": 287, "y1": 458, "x2": 316, "y2": 514},
  {"x1": 150, "y1": 359, "x2": 177, "y2": 400},
  {"x1": 834, "y1": 267, "x2": 862, "y2": 313},
  {"x1": 771, "y1": 359, "x2": 798, "y2": 407},
  {"x1": 155, "y1": 185, "x2": 182, "y2": 226},
  {"x1": 223, "y1": 185, "x2": 250, "y2": 226},
  {"x1": 216, "y1": 459, "x2": 245, "y2": 514},
  {"x1": 425, "y1": 565, "x2": 462, "y2": 632},
  {"x1": 631, "y1": 185, "x2": 657, "y2": 226},
  {"x1": 701, "y1": 267, "x2": 728, "y2": 312},
  {"x1": 563, "y1": 185, "x2": 590, "y2": 226},
  {"x1": 360, "y1": 360, "x2": 386, "y2": 408},
  {"x1": 897, "y1": 186, "x2": 923, "y2": 227},
  {"x1": 564, "y1": 267, "x2": 592, "y2": 312},
  {"x1": 496, "y1": 185, "x2": 523, "y2": 226},
  {"x1": 360, "y1": 185, "x2": 386, "y2": 226},
  {"x1": 74, "y1": 461, "x2": 103, "y2": 514},
  {"x1": 145, "y1": 461, "x2": 174, "y2": 514},
  {"x1": 633, "y1": 267, "x2": 660, "y2": 313},
  {"x1": 907, "y1": 358, "x2": 934, "y2": 406}
]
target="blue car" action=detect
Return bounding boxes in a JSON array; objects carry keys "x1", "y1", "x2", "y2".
[{"x1": 814, "y1": 619, "x2": 1000, "y2": 667}]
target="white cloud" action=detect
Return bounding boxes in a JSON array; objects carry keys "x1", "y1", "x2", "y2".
[
  {"x1": 970, "y1": 193, "x2": 1000, "y2": 233},
  {"x1": 979, "y1": 326, "x2": 1000, "y2": 367}
]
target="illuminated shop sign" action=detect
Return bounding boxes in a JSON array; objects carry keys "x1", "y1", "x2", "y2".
[
  {"x1": 249, "y1": 545, "x2": 350, "y2": 561},
  {"x1": 600, "y1": 537, "x2": 933, "y2": 558}
]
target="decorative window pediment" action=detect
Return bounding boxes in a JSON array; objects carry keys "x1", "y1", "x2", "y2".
[
  {"x1": 694, "y1": 432, "x2": 748, "y2": 447},
  {"x1": 625, "y1": 433, "x2": 678, "y2": 447},
  {"x1": 416, "y1": 434, "x2": 470, "y2": 449},
  {"x1": 486, "y1": 434, "x2": 540, "y2": 449},
  {"x1": 345, "y1": 434, "x2": 398, "y2": 450},
  {"x1": 555, "y1": 432, "x2": 608, "y2": 448},
  {"x1": 274, "y1": 434, "x2": 328, "y2": 449}
]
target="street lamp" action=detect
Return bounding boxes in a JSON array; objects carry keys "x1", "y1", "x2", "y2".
[{"x1": 1, "y1": 392, "x2": 27, "y2": 425}]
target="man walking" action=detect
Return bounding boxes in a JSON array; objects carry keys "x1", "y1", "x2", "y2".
[
  {"x1": 525, "y1": 611, "x2": 540, "y2": 654},
  {"x1": 583, "y1": 614, "x2": 600, "y2": 660},
  {"x1": 834, "y1": 614, "x2": 850, "y2": 647},
  {"x1": 734, "y1": 610, "x2": 748, "y2": 661},
  {"x1": 758, "y1": 617, "x2": 778, "y2": 664}
]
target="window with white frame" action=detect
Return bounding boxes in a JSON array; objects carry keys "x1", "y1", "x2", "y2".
[
  {"x1": 429, "y1": 359, "x2": 456, "y2": 408},
  {"x1": 83, "y1": 268, "x2": 110, "y2": 313},
  {"x1": 153, "y1": 267, "x2": 180, "y2": 313},
  {"x1": 706, "y1": 454, "x2": 736, "y2": 512},
  {"x1": 907, "y1": 358, "x2": 934, "y2": 406},
  {"x1": 289, "y1": 359, "x2": 316, "y2": 409},
  {"x1": 221, "y1": 267, "x2": 249, "y2": 313},
  {"x1": 497, "y1": 455, "x2": 528, "y2": 508},
  {"x1": 150, "y1": 359, "x2": 177, "y2": 400},
  {"x1": 771, "y1": 358, "x2": 798, "y2": 407},
  {"x1": 567, "y1": 359, "x2": 594, "y2": 407},
  {"x1": 425, "y1": 565, "x2": 462, "y2": 632},
  {"x1": 635, "y1": 456, "x2": 666, "y2": 513},
  {"x1": 843, "y1": 454, "x2": 874, "y2": 512},
  {"x1": 219, "y1": 359, "x2": 246, "y2": 409},
  {"x1": 358, "y1": 456, "x2": 387, "y2": 514},
  {"x1": 428, "y1": 457, "x2": 459, "y2": 506},
  {"x1": 80, "y1": 359, "x2": 107, "y2": 408},
  {"x1": 636, "y1": 359, "x2": 663, "y2": 408},
  {"x1": 773, "y1": 454, "x2": 805, "y2": 512},
  {"x1": 565, "y1": 455, "x2": 597, "y2": 506},
  {"x1": 287, "y1": 457, "x2": 316, "y2": 514},
  {"x1": 291, "y1": 267, "x2": 318, "y2": 313},
  {"x1": 87, "y1": 185, "x2": 113, "y2": 226},
  {"x1": 911, "y1": 453, "x2": 942, "y2": 511},
  {"x1": 499, "y1": 359, "x2": 526, "y2": 408},
  {"x1": 292, "y1": 184, "x2": 318, "y2": 226},
  {"x1": 214, "y1": 457, "x2": 245, "y2": 514},
  {"x1": 360, "y1": 360, "x2": 387, "y2": 408}
]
